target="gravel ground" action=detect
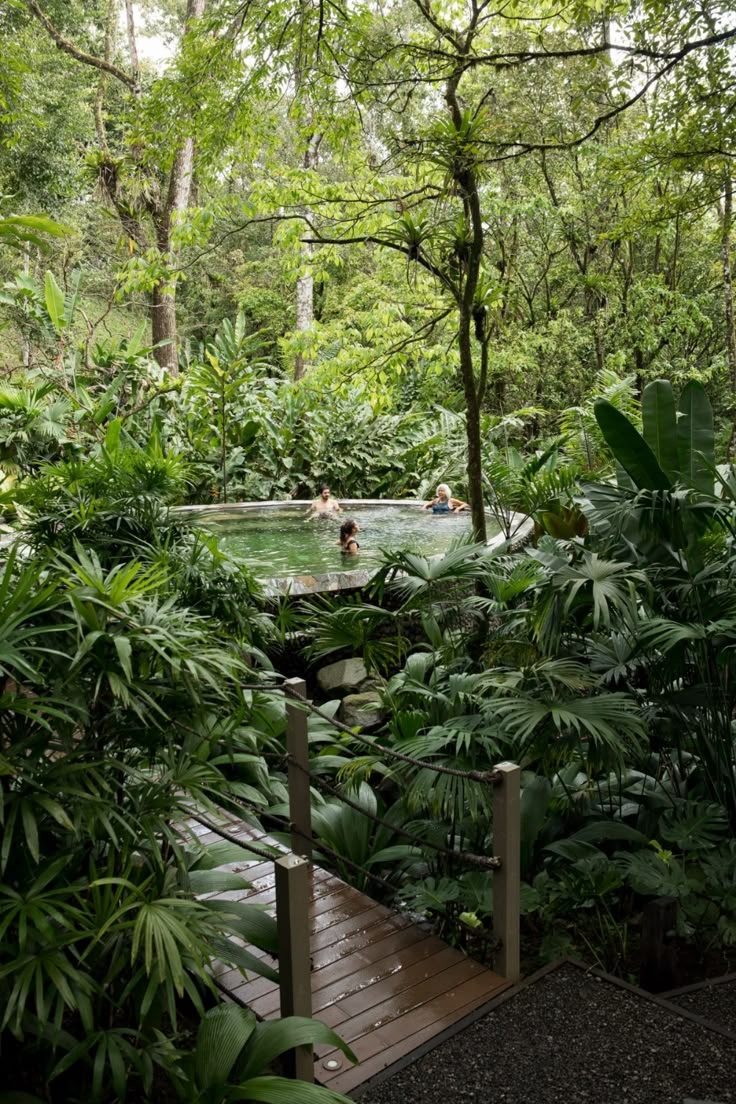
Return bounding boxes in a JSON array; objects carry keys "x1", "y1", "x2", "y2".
[
  {"x1": 668, "y1": 976, "x2": 736, "y2": 1035},
  {"x1": 357, "y1": 962, "x2": 736, "y2": 1104}
]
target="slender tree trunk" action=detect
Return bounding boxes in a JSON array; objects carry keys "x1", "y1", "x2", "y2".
[
  {"x1": 293, "y1": 267, "x2": 313, "y2": 381},
  {"x1": 721, "y1": 174, "x2": 736, "y2": 397},
  {"x1": 94, "y1": 0, "x2": 116, "y2": 148},
  {"x1": 21, "y1": 247, "x2": 31, "y2": 369},
  {"x1": 720, "y1": 173, "x2": 736, "y2": 456},
  {"x1": 220, "y1": 388, "x2": 228, "y2": 502},
  {"x1": 151, "y1": 280, "x2": 180, "y2": 373},
  {"x1": 149, "y1": 0, "x2": 205, "y2": 374},
  {"x1": 459, "y1": 320, "x2": 486, "y2": 540},
  {"x1": 150, "y1": 153, "x2": 191, "y2": 376},
  {"x1": 446, "y1": 72, "x2": 487, "y2": 542},
  {"x1": 294, "y1": 132, "x2": 321, "y2": 380},
  {"x1": 123, "y1": 0, "x2": 140, "y2": 85}
]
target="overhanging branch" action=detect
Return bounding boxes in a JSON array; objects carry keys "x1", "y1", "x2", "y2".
[{"x1": 25, "y1": 0, "x2": 137, "y2": 89}]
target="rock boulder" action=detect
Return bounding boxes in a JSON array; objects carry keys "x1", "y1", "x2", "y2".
[
  {"x1": 339, "y1": 691, "x2": 386, "y2": 730},
  {"x1": 316, "y1": 657, "x2": 368, "y2": 695}
]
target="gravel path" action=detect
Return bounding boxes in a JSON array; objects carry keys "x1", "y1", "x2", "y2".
[
  {"x1": 357, "y1": 962, "x2": 736, "y2": 1104},
  {"x1": 668, "y1": 976, "x2": 736, "y2": 1035}
]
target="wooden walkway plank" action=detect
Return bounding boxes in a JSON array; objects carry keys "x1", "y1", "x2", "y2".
[
  {"x1": 192, "y1": 816, "x2": 509, "y2": 1096},
  {"x1": 318, "y1": 978, "x2": 511, "y2": 1095}
]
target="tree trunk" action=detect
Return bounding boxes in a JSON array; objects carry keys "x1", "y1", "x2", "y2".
[
  {"x1": 123, "y1": 0, "x2": 140, "y2": 86},
  {"x1": 459, "y1": 317, "x2": 487, "y2": 542},
  {"x1": 294, "y1": 132, "x2": 321, "y2": 381},
  {"x1": 22, "y1": 247, "x2": 31, "y2": 369},
  {"x1": 149, "y1": 0, "x2": 205, "y2": 374},
  {"x1": 721, "y1": 173, "x2": 736, "y2": 402},
  {"x1": 446, "y1": 73, "x2": 487, "y2": 543},
  {"x1": 151, "y1": 279, "x2": 179, "y2": 374}
]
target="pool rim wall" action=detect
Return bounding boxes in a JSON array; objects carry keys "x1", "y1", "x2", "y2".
[{"x1": 173, "y1": 499, "x2": 531, "y2": 595}]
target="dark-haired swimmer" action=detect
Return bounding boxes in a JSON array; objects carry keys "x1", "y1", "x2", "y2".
[
  {"x1": 306, "y1": 484, "x2": 342, "y2": 519},
  {"x1": 338, "y1": 518, "x2": 360, "y2": 555}
]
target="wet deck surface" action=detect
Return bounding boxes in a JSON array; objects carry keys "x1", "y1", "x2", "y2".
[{"x1": 190, "y1": 816, "x2": 510, "y2": 1097}]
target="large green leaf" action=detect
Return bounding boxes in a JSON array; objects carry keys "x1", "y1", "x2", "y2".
[
  {"x1": 660, "y1": 802, "x2": 729, "y2": 850},
  {"x1": 201, "y1": 898, "x2": 279, "y2": 953},
  {"x1": 0, "y1": 1095, "x2": 47, "y2": 1103},
  {"x1": 195, "y1": 1004, "x2": 257, "y2": 1089},
  {"x1": 616, "y1": 851, "x2": 696, "y2": 898},
  {"x1": 44, "y1": 271, "x2": 65, "y2": 334},
  {"x1": 676, "y1": 381, "x2": 714, "y2": 494},
  {"x1": 188, "y1": 869, "x2": 253, "y2": 895},
  {"x1": 569, "y1": 820, "x2": 648, "y2": 845},
  {"x1": 237, "y1": 1017, "x2": 356, "y2": 1080},
  {"x1": 210, "y1": 935, "x2": 279, "y2": 983},
  {"x1": 641, "y1": 380, "x2": 678, "y2": 480},
  {"x1": 230, "y1": 1077, "x2": 354, "y2": 1103},
  {"x1": 519, "y1": 774, "x2": 552, "y2": 871},
  {"x1": 593, "y1": 400, "x2": 671, "y2": 491},
  {"x1": 0, "y1": 214, "x2": 69, "y2": 252}
]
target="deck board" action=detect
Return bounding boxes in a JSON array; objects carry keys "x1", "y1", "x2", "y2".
[{"x1": 193, "y1": 815, "x2": 510, "y2": 1096}]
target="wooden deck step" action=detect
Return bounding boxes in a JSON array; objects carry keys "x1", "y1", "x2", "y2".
[{"x1": 190, "y1": 816, "x2": 510, "y2": 1097}]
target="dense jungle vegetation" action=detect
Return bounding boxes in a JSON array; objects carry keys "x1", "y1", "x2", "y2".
[{"x1": 2, "y1": 0, "x2": 736, "y2": 1101}]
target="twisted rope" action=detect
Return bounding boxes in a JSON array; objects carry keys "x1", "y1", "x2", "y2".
[
  {"x1": 288, "y1": 755, "x2": 501, "y2": 870},
  {"x1": 242, "y1": 681, "x2": 501, "y2": 785}
]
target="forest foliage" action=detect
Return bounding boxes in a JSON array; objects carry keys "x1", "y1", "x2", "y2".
[{"x1": 2, "y1": 1, "x2": 736, "y2": 1101}]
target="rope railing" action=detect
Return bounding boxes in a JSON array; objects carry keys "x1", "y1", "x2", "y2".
[
  {"x1": 190, "y1": 800, "x2": 402, "y2": 897},
  {"x1": 187, "y1": 811, "x2": 285, "y2": 864},
  {"x1": 285, "y1": 751, "x2": 501, "y2": 871},
  {"x1": 189, "y1": 673, "x2": 520, "y2": 1086},
  {"x1": 241, "y1": 680, "x2": 501, "y2": 785},
  {"x1": 224, "y1": 676, "x2": 521, "y2": 995}
]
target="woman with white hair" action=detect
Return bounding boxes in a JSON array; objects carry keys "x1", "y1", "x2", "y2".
[{"x1": 422, "y1": 483, "x2": 470, "y2": 514}]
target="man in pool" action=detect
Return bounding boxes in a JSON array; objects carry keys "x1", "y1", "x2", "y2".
[{"x1": 306, "y1": 484, "x2": 342, "y2": 519}]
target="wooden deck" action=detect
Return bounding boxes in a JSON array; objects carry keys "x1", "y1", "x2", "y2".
[{"x1": 191, "y1": 816, "x2": 511, "y2": 1098}]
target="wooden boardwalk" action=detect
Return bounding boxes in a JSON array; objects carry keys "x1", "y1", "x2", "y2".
[{"x1": 191, "y1": 816, "x2": 511, "y2": 1098}]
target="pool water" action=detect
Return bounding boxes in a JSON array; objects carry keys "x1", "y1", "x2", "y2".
[{"x1": 188, "y1": 504, "x2": 495, "y2": 578}]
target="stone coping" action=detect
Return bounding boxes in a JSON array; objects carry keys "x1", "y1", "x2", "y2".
[{"x1": 173, "y1": 498, "x2": 426, "y2": 512}]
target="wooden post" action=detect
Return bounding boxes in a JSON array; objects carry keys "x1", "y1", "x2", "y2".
[
  {"x1": 493, "y1": 761, "x2": 521, "y2": 984},
  {"x1": 275, "y1": 853, "x2": 313, "y2": 1081},
  {"x1": 284, "y1": 677, "x2": 312, "y2": 860},
  {"x1": 640, "y1": 896, "x2": 678, "y2": 992}
]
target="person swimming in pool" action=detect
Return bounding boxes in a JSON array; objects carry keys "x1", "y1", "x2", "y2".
[
  {"x1": 306, "y1": 484, "x2": 342, "y2": 520},
  {"x1": 338, "y1": 518, "x2": 360, "y2": 554},
  {"x1": 422, "y1": 483, "x2": 469, "y2": 514}
]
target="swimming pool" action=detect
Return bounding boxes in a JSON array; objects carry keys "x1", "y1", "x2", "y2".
[{"x1": 179, "y1": 499, "x2": 503, "y2": 589}]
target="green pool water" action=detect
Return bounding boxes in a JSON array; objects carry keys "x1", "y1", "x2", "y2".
[{"x1": 188, "y1": 503, "x2": 497, "y2": 579}]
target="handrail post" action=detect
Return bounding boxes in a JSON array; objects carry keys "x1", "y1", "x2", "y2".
[
  {"x1": 284, "y1": 677, "x2": 312, "y2": 860},
  {"x1": 493, "y1": 761, "x2": 521, "y2": 983},
  {"x1": 275, "y1": 853, "x2": 313, "y2": 1081}
]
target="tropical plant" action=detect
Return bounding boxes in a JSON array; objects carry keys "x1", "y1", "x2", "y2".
[
  {"x1": 484, "y1": 443, "x2": 585, "y2": 541},
  {"x1": 0, "y1": 527, "x2": 287, "y2": 1100},
  {"x1": 168, "y1": 1003, "x2": 356, "y2": 1103},
  {"x1": 0, "y1": 382, "x2": 70, "y2": 476},
  {"x1": 302, "y1": 595, "x2": 402, "y2": 675},
  {"x1": 183, "y1": 323, "x2": 275, "y2": 502},
  {"x1": 594, "y1": 378, "x2": 715, "y2": 495},
  {"x1": 0, "y1": 209, "x2": 69, "y2": 252}
]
